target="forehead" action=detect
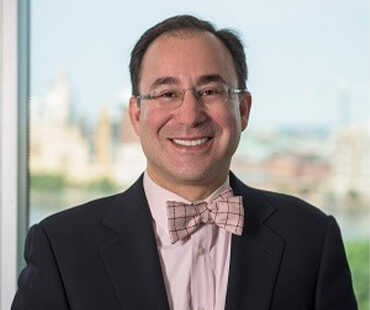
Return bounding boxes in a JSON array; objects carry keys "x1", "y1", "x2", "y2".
[{"x1": 139, "y1": 31, "x2": 237, "y2": 90}]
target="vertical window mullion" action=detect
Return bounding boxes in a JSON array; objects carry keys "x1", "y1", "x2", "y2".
[
  {"x1": 0, "y1": 0, "x2": 29, "y2": 308},
  {"x1": 17, "y1": 0, "x2": 30, "y2": 274}
]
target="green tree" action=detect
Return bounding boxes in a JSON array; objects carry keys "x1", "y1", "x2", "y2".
[{"x1": 346, "y1": 240, "x2": 369, "y2": 309}]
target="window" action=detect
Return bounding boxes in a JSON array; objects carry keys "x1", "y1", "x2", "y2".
[{"x1": 6, "y1": 1, "x2": 368, "y2": 308}]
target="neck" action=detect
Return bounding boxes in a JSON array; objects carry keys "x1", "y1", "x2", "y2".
[{"x1": 146, "y1": 169, "x2": 228, "y2": 201}]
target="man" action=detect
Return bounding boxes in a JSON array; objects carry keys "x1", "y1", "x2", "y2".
[{"x1": 12, "y1": 15, "x2": 357, "y2": 310}]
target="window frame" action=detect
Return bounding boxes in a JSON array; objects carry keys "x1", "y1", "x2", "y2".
[{"x1": 0, "y1": 0, "x2": 29, "y2": 308}]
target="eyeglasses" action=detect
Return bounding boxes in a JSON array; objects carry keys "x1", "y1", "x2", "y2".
[{"x1": 136, "y1": 83, "x2": 247, "y2": 109}]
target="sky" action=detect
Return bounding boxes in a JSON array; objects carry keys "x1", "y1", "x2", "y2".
[{"x1": 31, "y1": 0, "x2": 369, "y2": 129}]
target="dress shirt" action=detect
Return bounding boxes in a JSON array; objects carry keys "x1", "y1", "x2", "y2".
[{"x1": 143, "y1": 172, "x2": 233, "y2": 310}]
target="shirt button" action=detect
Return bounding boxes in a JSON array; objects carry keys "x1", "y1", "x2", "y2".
[{"x1": 198, "y1": 247, "x2": 205, "y2": 256}]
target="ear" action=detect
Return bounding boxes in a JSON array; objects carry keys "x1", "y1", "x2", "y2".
[
  {"x1": 239, "y1": 91, "x2": 252, "y2": 131},
  {"x1": 129, "y1": 96, "x2": 141, "y2": 136}
]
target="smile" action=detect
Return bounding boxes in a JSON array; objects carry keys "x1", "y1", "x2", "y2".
[{"x1": 172, "y1": 138, "x2": 210, "y2": 146}]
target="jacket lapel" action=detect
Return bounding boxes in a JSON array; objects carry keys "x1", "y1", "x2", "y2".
[
  {"x1": 98, "y1": 172, "x2": 284, "y2": 310},
  {"x1": 226, "y1": 173, "x2": 285, "y2": 310},
  {"x1": 100, "y1": 175, "x2": 170, "y2": 310}
]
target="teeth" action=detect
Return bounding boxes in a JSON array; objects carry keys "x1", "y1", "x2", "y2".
[{"x1": 172, "y1": 138, "x2": 209, "y2": 146}]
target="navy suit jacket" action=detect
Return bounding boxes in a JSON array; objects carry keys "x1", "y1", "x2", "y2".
[{"x1": 12, "y1": 172, "x2": 357, "y2": 309}]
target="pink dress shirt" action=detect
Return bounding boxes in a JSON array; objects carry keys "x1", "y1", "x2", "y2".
[{"x1": 143, "y1": 172, "x2": 233, "y2": 310}]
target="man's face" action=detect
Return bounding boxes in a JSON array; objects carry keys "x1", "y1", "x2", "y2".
[{"x1": 129, "y1": 31, "x2": 251, "y2": 194}]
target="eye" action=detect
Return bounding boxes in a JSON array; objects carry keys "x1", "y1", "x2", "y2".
[
  {"x1": 161, "y1": 91, "x2": 177, "y2": 98},
  {"x1": 153, "y1": 89, "x2": 179, "y2": 100},
  {"x1": 199, "y1": 86, "x2": 223, "y2": 97}
]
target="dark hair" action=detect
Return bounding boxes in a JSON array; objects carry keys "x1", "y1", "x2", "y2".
[{"x1": 129, "y1": 15, "x2": 248, "y2": 96}]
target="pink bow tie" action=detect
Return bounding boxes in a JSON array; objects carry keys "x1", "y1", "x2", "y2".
[{"x1": 166, "y1": 188, "x2": 244, "y2": 244}]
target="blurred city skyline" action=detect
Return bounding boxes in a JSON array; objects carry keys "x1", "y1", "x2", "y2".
[
  {"x1": 31, "y1": 0, "x2": 369, "y2": 129},
  {"x1": 29, "y1": 74, "x2": 370, "y2": 240},
  {"x1": 30, "y1": 75, "x2": 370, "y2": 197}
]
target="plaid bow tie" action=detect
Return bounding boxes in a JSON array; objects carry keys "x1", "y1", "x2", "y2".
[{"x1": 166, "y1": 188, "x2": 244, "y2": 244}]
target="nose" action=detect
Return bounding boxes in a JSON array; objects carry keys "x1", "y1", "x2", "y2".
[{"x1": 174, "y1": 89, "x2": 207, "y2": 127}]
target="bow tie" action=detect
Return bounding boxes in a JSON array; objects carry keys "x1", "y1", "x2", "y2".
[{"x1": 166, "y1": 188, "x2": 244, "y2": 244}]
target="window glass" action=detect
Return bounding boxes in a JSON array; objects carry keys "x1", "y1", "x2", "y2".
[{"x1": 30, "y1": 1, "x2": 369, "y2": 307}]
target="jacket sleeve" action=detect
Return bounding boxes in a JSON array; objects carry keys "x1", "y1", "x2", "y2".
[
  {"x1": 315, "y1": 216, "x2": 358, "y2": 310},
  {"x1": 11, "y1": 224, "x2": 70, "y2": 310}
]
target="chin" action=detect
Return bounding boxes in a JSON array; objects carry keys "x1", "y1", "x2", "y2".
[
  {"x1": 169, "y1": 166, "x2": 224, "y2": 185},
  {"x1": 174, "y1": 173, "x2": 208, "y2": 184}
]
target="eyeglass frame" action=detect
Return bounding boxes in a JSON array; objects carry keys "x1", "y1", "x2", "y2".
[{"x1": 135, "y1": 83, "x2": 249, "y2": 108}]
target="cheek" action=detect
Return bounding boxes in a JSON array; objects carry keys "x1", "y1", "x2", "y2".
[
  {"x1": 215, "y1": 108, "x2": 241, "y2": 136},
  {"x1": 139, "y1": 108, "x2": 172, "y2": 144},
  {"x1": 140, "y1": 108, "x2": 161, "y2": 132},
  {"x1": 215, "y1": 109, "x2": 242, "y2": 157}
]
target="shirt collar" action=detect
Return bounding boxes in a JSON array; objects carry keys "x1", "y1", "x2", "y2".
[{"x1": 143, "y1": 171, "x2": 230, "y2": 245}]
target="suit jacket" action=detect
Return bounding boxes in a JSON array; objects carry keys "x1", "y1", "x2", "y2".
[{"x1": 12, "y1": 172, "x2": 357, "y2": 310}]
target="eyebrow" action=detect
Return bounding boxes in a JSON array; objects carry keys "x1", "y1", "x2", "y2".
[
  {"x1": 150, "y1": 76, "x2": 179, "y2": 90},
  {"x1": 196, "y1": 74, "x2": 227, "y2": 86},
  {"x1": 148, "y1": 74, "x2": 227, "y2": 91}
]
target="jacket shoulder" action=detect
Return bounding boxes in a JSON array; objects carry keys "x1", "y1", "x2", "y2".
[
  {"x1": 255, "y1": 187, "x2": 327, "y2": 218},
  {"x1": 247, "y1": 185, "x2": 333, "y2": 242},
  {"x1": 39, "y1": 191, "x2": 122, "y2": 230},
  {"x1": 231, "y1": 171, "x2": 328, "y2": 222}
]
